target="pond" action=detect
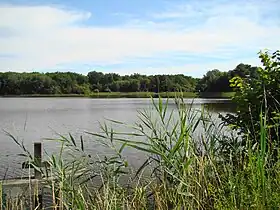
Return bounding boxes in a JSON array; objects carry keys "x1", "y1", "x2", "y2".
[{"x1": 0, "y1": 98, "x2": 234, "y2": 179}]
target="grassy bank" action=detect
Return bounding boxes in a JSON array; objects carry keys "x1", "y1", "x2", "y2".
[
  {"x1": 0, "y1": 91, "x2": 234, "y2": 98},
  {"x1": 0, "y1": 93, "x2": 89, "y2": 98},
  {"x1": 198, "y1": 91, "x2": 235, "y2": 98},
  {"x1": 89, "y1": 91, "x2": 198, "y2": 98},
  {"x1": 2, "y1": 96, "x2": 280, "y2": 209}
]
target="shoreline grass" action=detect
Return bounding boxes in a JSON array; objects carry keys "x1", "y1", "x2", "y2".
[
  {"x1": 198, "y1": 91, "x2": 235, "y2": 98},
  {"x1": 0, "y1": 91, "x2": 234, "y2": 99}
]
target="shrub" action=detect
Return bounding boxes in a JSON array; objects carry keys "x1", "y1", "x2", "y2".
[{"x1": 221, "y1": 50, "x2": 280, "y2": 148}]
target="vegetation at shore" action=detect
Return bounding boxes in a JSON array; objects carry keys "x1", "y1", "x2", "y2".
[
  {"x1": 0, "y1": 91, "x2": 235, "y2": 99},
  {"x1": 0, "y1": 60, "x2": 258, "y2": 97},
  {"x1": 2, "y1": 50, "x2": 280, "y2": 209}
]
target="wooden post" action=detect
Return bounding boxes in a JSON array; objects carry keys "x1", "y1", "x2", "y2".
[
  {"x1": 34, "y1": 142, "x2": 42, "y2": 179},
  {"x1": 34, "y1": 142, "x2": 42, "y2": 209}
]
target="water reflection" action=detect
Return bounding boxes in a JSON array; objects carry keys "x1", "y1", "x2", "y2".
[{"x1": 203, "y1": 101, "x2": 236, "y2": 113}]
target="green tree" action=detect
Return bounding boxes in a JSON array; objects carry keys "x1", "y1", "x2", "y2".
[
  {"x1": 117, "y1": 80, "x2": 131, "y2": 92},
  {"x1": 87, "y1": 71, "x2": 104, "y2": 85},
  {"x1": 221, "y1": 50, "x2": 280, "y2": 147},
  {"x1": 0, "y1": 72, "x2": 21, "y2": 95},
  {"x1": 197, "y1": 69, "x2": 227, "y2": 92},
  {"x1": 140, "y1": 78, "x2": 150, "y2": 92},
  {"x1": 109, "y1": 82, "x2": 120, "y2": 92},
  {"x1": 129, "y1": 79, "x2": 140, "y2": 92},
  {"x1": 229, "y1": 63, "x2": 258, "y2": 79}
]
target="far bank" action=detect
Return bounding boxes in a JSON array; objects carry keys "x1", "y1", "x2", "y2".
[{"x1": 0, "y1": 92, "x2": 234, "y2": 99}]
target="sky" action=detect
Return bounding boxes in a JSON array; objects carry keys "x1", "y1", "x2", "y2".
[{"x1": 0, "y1": 0, "x2": 279, "y2": 77}]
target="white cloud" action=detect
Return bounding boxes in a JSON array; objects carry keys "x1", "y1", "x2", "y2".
[{"x1": 0, "y1": 1, "x2": 279, "y2": 74}]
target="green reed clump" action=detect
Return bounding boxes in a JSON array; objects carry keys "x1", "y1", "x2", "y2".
[{"x1": 3, "y1": 95, "x2": 280, "y2": 209}]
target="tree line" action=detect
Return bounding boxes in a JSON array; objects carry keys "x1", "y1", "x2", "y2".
[{"x1": 0, "y1": 63, "x2": 258, "y2": 95}]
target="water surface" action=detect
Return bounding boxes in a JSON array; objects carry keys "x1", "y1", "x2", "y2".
[{"x1": 0, "y1": 98, "x2": 233, "y2": 179}]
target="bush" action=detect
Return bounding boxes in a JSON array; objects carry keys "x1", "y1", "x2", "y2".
[
  {"x1": 221, "y1": 50, "x2": 280, "y2": 147},
  {"x1": 103, "y1": 87, "x2": 111, "y2": 92}
]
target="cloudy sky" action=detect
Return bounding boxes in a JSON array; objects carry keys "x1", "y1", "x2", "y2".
[{"x1": 0, "y1": 0, "x2": 279, "y2": 77}]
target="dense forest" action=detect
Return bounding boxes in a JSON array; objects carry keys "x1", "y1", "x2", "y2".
[{"x1": 0, "y1": 63, "x2": 258, "y2": 95}]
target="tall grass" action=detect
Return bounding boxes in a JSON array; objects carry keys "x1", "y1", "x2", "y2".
[
  {"x1": 198, "y1": 92, "x2": 235, "y2": 98},
  {"x1": 1, "y1": 96, "x2": 280, "y2": 209},
  {"x1": 89, "y1": 92, "x2": 197, "y2": 98}
]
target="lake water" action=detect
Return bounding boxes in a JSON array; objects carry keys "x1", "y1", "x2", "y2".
[{"x1": 0, "y1": 98, "x2": 234, "y2": 179}]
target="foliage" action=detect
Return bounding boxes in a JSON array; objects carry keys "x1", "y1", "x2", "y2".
[
  {"x1": 0, "y1": 72, "x2": 90, "y2": 95},
  {"x1": 86, "y1": 73, "x2": 199, "y2": 93},
  {"x1": 0, "y1": 61, "x2": 260, "y2": 96},
  {"x1": 196, "y1": 64, "x2": 259, "y2": 93},
  {"x1": 221, "y1": 50, "x2": 280, "y2": 147},
  {"x1": 0, "y1": 71, "x2": 199, "y2": 95},
  {"x1": 196, "y1": 69, "x2": 230, "y2": 92}
]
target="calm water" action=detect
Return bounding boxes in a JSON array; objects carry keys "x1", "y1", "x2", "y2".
[{"x1": 0, "y1": 98, "x2": 233, "y2": 179}]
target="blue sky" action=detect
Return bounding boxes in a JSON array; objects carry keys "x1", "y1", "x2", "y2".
[{"x1": 0, "y1": 0, "x2": 279, "y2": 77}]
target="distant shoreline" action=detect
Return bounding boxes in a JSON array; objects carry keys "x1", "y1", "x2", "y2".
[{"x1": 0, "y1": 92, "x2": 234, "y2": 99}]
